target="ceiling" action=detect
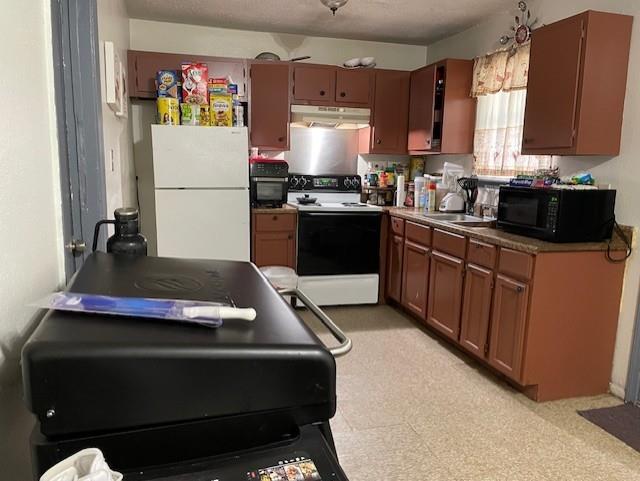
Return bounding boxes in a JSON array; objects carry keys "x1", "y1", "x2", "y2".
[{"x1": 124, "y1": 0, "x2": 513, "y2": 45}]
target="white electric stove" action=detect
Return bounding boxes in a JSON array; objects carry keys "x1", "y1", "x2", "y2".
[{"x1": 287, "y1": 174, "x2": 382, "y2": 306}]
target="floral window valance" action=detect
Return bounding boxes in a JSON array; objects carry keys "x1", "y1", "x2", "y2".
[{"x1": 471, "y1": 43, "x2": 530, "y2": 97}]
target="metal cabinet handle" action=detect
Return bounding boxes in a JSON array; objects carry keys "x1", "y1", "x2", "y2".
[
  {"x1": 279, "y1": 288, "x2": 352, "y2": 357},
  {"x1": 376, "y1": 139, "x2": 382, "y2": 145},
  {"x1": 516, "y1": 286, "x2": 523, "y2": 292},
  {"x1": 340, "y1": 91, "x2": 346, "y2": 97},
  {"x1": 272, "y1": 215, "x2": 278, "y2": 220},
  {"x1": 319, "y1": 90, "x2": 326, "y2": 96},
  {"x1": 277, "y1": 136, "x2": 285, "y2": 142}
]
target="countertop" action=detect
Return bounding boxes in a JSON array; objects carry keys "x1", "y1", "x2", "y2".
[
  {"x1": 385, "y1": 207, "x2": 633, "y2": 254},
  {"x1": 251, "y1": 204, "x2": 298, "y2": 214}
]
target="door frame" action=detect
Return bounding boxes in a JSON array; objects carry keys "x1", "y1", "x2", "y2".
[
  {"x1": 51, "y1": 0, "x2": 107, "y2": 281},
  {"x1": 625, "y1": 295, "x2": 640, "y2": 404}
]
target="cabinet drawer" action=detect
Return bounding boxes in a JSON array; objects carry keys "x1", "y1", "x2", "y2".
[
  {"x1": 432, "y1": 229, "x2": 466, "y2": 258},
  {"x1": 467, "y1": 239, "x2": 497, "y2": 269},
  {"x1": 498, "y1": 248, "x2": 534, "y2": 281},
  {"x1": 405, "y1": 222, "x2": 431, "y2": 246},
  {"x1": 390, "y1": 216, "x2": 405, "y2": 236},
  {"x1": 254, "y1": 213, "x2": 296, "y2": 232}
]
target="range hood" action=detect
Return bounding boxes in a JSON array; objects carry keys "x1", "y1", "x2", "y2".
[{"x1": 290, "y1": 105, "x2": 370, "y2": 129}]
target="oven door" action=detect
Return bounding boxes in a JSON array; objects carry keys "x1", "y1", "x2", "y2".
[
  {"x1": 251, "y1": 177, "x2": 288, "y2": 206},
  {"x1": 497, "y1": 188, "x2": 557, "y2": 238},
  {"x1": 297, "y1": 212, "x2": 381, "y2": 276}
]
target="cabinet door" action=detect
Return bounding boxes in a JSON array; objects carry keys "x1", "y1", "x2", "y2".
[
  {"x1": 401, "y1": 240, "x2": 430, "y2": 319},
  {"x1": 522, "y1": 14, "x2": 584, "y2": 150},
  {"x1": 408, "y1": 65, "x2": 436, "y2": 151},
  {"x1": 293, "y1": 66, "x2": 336, "y2": 103},
  {"x1": 253, "y1": 231, "x2": 296, "y2": 268},
  {"x1": 459, "y1": 264, "x2": 493, "y2": 357},
  {"x1": 335, "y1": 69, "x2": 372, "y2": 105},
  {"x1": 250, "y1": 62, "x2": 290, "y2": 150},
  {"x1": 386, "y1": 234, "x2": 404, "y2": 302},
  {"x1": 370, "y1": 70, "x2": 410, "y2": 154},
  {"x1": 426, "y1": 250, "x2": 464, "y2": 340},
  {"x1": 488, "y1": 275, "x2": 529, "y2": 380}
]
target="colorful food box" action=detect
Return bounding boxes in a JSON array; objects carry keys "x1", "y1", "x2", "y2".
[
  {"x1": 181, "y1": 63, "x2": 208, "y2": 105},
  {"x1": 156, "y1": 70, "x2": 179, "y2": 98},
  {"x1": 199, "y1": 105, "x2": 210, "y2": 126},
  {"x1": 210, "y1": 94, "x2": 233, "y2": 127},
  {"x1": 157, "y1": 98, "x2": 179, "y2": 125},
  {"x1": 207, "y1": 77, "x2": 228, "y2": 95},
  {"x1": 180, "y1": 103, "x2": 201, "y2": 126}
]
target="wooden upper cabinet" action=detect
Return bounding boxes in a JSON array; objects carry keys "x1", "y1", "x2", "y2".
[
  {"x1": 293, "y1": 65, "x2": 336, "y2": 104},
  {"x1": 408, "y1": 65, "x2": 435, "y2": 151},
  {"x1": 459, "y1": 264, "x2": 493, "y2": 358},
  {"x1": 401, "y1": 240, "x2": 430, "y2": 319},
  {"x1": 249, "y1": 62, "x2": 291, "y2": 150},
  {"x1": 127, "y1": 50, "x2": 247, "y2": 99},
  {"x1": 522, "y1": 10, "x2": 633, "y2": 156},
  {"x1": 363, "y1": 70, "x2": 410, "y2": 155},
  {"x1": 335, "y1": 69, "x2": 373, "y2": 105},
  {"x1": 408, "y1": 59, "x2": 475, "y2": 154},
  {"x1": 488, "y1": 274, "x2": 529, "y2": 381},
  {"x1": 386, "y1": 233, "x2": 404, "y2": 303},
  {"x1": 427, "y1": 250, "x2": 464, "y2": 341}
]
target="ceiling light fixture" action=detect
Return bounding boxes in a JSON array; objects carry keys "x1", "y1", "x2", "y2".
[{"x1": 321, "y1": 0, "x2": 349, "y2": 16}]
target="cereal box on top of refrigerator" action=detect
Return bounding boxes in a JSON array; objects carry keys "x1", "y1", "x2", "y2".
[
  {"x1": 157, "y1": 98, "x2": 179, "y2": 125},
  {"x1": 156, "y1": 70, "x2": 179, "y2": 98},
  {"x1": 210, "y1": 94, "x2": 233, "y2": 127},
  {"x1": 181, "y1": 63, "x2": 208, "y2": 105}
]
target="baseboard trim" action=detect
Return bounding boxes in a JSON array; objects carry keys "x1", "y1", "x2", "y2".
[{"x1": 609, "y1": 382, "x2": 625, "y2": 400}]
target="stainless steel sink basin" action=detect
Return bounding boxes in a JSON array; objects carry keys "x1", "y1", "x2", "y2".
[{"x1": 421, "y1": 212, "x2": 493, "y2": 226}]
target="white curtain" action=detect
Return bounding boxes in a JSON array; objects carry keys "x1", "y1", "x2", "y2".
[{"x1": 473, "y1": 89, "x2": 554, "y2": 176}]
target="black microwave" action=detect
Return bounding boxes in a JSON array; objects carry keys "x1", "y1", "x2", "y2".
[{"x1": 497, "y1": 186, "x2": 616, "y2": 242}]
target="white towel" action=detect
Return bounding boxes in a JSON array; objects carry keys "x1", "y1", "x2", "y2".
[{"x1": 39, "y1": 448, "x2": 123, "y2": 481}]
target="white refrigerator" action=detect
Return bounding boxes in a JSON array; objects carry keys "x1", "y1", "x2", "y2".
[{"x1": 151, "y1": 125, "x2": 250, "y2": 261}]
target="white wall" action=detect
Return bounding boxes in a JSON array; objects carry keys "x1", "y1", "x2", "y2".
[
  {"x1": 129, "y1": 19, "x2": 428, "y2": 70},
  {"x1": 129, "y1": 19, "x2": 428, "y2": 250},
  {"x1": 0, "y1": 0, "x2": 64, "y2": 387},
  {"x1": 98, "y1": 0, "x2": 136, "y2": 214},
  {"x1": 426, "y1": 0, "x2": 640, "y2": 397}
]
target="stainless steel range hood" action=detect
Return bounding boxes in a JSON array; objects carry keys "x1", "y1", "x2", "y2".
[{"x1": 290, "y1": 105, "x2": 370, "y2": 129}]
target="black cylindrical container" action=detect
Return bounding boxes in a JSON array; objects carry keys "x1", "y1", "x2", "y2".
[{"x1": 107, "y1": 208, "x2": 147, "y2": 256}]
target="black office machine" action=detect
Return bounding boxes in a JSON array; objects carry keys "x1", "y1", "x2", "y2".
[{"x1": 22, "y1": 253, "x2": 350, "y2": 480}]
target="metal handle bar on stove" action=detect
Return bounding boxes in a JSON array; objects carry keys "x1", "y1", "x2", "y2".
[{"x1": 279, "y1": 288, "x2": 352, "y2": 357}]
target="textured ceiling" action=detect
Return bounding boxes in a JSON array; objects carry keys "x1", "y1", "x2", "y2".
[{"x1": 124, "y1": 0, "x2": 513, "y2": 45}]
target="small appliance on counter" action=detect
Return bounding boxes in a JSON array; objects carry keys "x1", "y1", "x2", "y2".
[
  {"x1": 439, "y1": 192, "x2": 465, "y2": 212},
  {"x1": 497, "y1": 186, "x2": 617, "y2": 242},
  {"x1": 22, "y1": 253, "x2": 350, "y2": 480},
  {"x1": 249, "y1": 158, "x2": 289, "y2": 208}
]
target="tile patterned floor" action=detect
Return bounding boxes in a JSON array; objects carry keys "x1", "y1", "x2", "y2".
[{"x1": 301, "y1": 305, "x2": 640, "y2": 481}]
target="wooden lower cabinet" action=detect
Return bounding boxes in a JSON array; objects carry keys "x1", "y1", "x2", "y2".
[
  {"x1": 401, "y1": 240, "x2": 430, "y2": 319},
  {"x1": 251, "y1": 212, "x2": 296, "y2": 269},
  {"x1": 487, "y1": 275, "x2": 529, "y2": 381},
  {"x1": 386, "y1": 234, "x2": 404, "y2": 302},
  {"x1": 459, "y1": 263, "x2": 493, "y2": 357},
  {"x1": 384, "y1": 214, "x2": 627, "y2": 401},
  {"x1": 426, "y1": 250, "x2": 464, "y2": 340}
]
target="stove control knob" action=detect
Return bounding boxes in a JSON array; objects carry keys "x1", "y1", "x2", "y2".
[
  {"x1": 353, "y1": 177, "x2": 360, "y2": 187},
  {"x1": 300, "y1": 177, "x2": 308, "y2": 188},
  {"x1": 344, "y1": 178, "x2": 352, "y2": 188},
  {"x1": 291, "y1": 176, "x2": 299, "y2": 187}
]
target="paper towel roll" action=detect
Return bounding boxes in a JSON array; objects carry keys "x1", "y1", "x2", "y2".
[{"x1": 396, "y1": 175, "x2": 406, "y2": 207}]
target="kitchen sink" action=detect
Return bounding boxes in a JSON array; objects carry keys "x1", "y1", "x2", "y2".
[{"x1": 421, "y1": 212, "x2": 494, "y2": 226}]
